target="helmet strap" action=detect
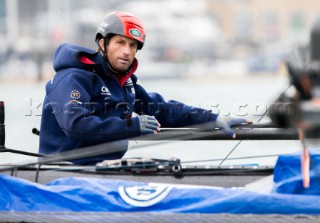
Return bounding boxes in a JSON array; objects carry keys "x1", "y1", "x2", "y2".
[
  {"x1": 96, "y1": 38, "x2": 109, "y2": 61},
  {"x1": 96, "y1": 37, "x2": 114, "y2": 71}
]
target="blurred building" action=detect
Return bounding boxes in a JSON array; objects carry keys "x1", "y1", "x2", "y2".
[
  {"x1": 0, "y1": 0, "x2": 319, "y2": 80},
  {"x1": 210, "y1": 0, "x2": 320, "y2": 42},
  {"x1": 208, "y1": 0, "x2": 320, "y2": 73}
]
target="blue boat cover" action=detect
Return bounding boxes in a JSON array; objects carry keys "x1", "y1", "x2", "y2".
[{"x1": 1, "y1": 150, "x2": 320, "y2": 214}]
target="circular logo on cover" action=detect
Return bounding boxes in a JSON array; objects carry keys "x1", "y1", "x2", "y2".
[{"x1": 119, "y1": 183, "x2": 172, "y2": 207}]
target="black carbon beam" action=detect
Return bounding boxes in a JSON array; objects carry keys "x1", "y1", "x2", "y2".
[
  {"x1": 138, "y1": 128, "x2": 299, "y2": 141},
  {"x1": 0, "y1": 101, "x2": 5, "y2": 147}
]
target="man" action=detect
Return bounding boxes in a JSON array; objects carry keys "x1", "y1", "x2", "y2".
[{"x1": 39, "y1": 11, "x2": 250, "y2": 165}]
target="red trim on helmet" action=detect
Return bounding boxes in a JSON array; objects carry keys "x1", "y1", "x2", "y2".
[{"x1": 115, "y1": 12, "x2": 145, "y2": 47}]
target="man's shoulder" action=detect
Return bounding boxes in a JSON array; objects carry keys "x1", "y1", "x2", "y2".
[
  {"x1": 53, "y1": 43, "x2": 98, "y2": 74},
  {"x1": 52, "y1": 68, "x2": 97, "y2": 83},
  {"x1": 46, "y1": 68, "x2": 98, "y2": 94}
]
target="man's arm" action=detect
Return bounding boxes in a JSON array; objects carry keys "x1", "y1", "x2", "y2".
[
  {"x1": 47, "y1": 72, "x2": 141, "y2": 145},
  {"x1": 132, "y1": 75, "x2": 251, "y2": 138}
]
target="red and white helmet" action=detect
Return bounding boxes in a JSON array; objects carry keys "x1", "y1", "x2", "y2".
[{"x1": 96, "y1": 11, "x2": 145, "y2": 50}]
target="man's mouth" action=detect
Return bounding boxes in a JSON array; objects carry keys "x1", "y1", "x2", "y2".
[{"x1": 119, "y1": 58, "x2": 129, "y2": 64}]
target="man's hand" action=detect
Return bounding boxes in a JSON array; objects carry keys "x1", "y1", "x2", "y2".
[
  {"x1": 138, "y1": 115, "x2": 160, "y2": 134},
  {"x1": 215, "y1": 116, "x2": 252, "y2": 139}
]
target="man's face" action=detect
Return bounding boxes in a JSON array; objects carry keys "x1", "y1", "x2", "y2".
[{"x1": 100, "y1": 35, "x2": 138, "y2": 73}]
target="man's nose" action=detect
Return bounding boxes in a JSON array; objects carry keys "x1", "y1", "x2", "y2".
[{"x1": 123, "y1": 44, "x2": 131, "y2": 55}]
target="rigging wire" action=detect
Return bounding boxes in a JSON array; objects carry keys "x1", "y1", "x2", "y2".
[
  {"x1": 182, "y1": 153, "x2": 290, "y2": 164},
  {"x1": 218, "y1": 84, "x2": 293, "y2": 166},
  {"x1": 0, "y1": 124, "x2": 298, "y2": 172}
]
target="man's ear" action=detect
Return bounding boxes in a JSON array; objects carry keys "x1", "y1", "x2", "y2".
[{"x1": 99, "y1": 39, "x2": 105, "y2": 51}]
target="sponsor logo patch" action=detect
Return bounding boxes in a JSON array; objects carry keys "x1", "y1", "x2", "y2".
[
  {"x1": 125, "y1": 78, "x2": 133, "y2": 86},
  {"x1": 125, "y1": 79, "x2": 135, "y2": 94},
  {"x1": 101, "y1": 86, "x2": 111, "y2": 96},
  {"x1": 119, "y1": 183, "x2": 172, "y2": 207},
  {"x1": 129, "y1": 29, "x2": 142, "y2": 38},
  {"x1": 70, "y1": 90, "x2": 81, "y2": 100}
]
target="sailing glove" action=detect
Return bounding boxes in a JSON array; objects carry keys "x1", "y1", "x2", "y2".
[
  {"x1": 215, "y1": 116, "x2": 250, "y2": 138},
  {"x1": 138, "y1": 115, "x2": 160, "y2": 134}
]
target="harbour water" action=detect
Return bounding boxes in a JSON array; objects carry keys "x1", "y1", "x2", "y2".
[{"x1": 0, "y1": 74, "x2": 302, "y2": 166}]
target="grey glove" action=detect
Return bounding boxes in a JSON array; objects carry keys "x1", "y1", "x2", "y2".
[
  {"x1": 138, "y1": 115, "x2": 160, "y2": 135},
  {"x1": 215, "y1": 116, "x2": 250, "y2": 138}
]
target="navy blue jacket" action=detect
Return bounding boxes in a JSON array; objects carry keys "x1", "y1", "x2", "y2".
[{"x1": 39, "y1": 43, "x2": 218, "y2": 164}]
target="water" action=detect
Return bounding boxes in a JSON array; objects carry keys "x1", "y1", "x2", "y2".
[{"x1": 0, "y1": 75, "x2": 302, "y2": 165}]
